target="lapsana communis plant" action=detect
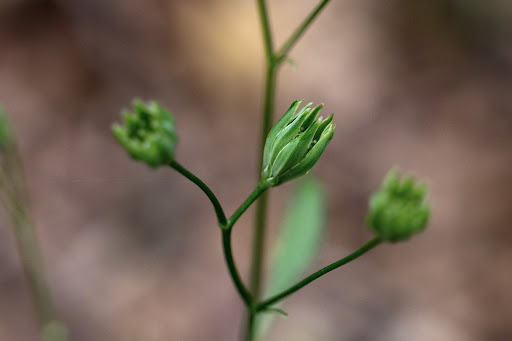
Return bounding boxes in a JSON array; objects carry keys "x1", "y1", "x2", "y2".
[
  {"x1": 110, "y1": 1, "x2": 432, "y2": 340},
  {"x1": 112, "y1": 97, "x2": 430, "y2": 339}
]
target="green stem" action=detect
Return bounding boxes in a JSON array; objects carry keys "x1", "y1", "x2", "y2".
[
  {"x1": 11, "y1": 204, "x2": 57, "y2": 327},
  {"x1": 246, "y1": 1, "x2": 279, "y2": 340},
  {"x1": 1, "y1": 143, "x2": 58, "y2": 329},
  {"x1": 246, "y1": 312, "x2": 257, "y2": 341},
  {"x1": 227, "y1": 182, "x2": 268, "y2": 229},
  {"x1": 222, "y1": 228, "x2": 253, "y2": 308},
  {"x1": 222, "y1": 183, "x2": 268, "y2": 310},
  {"x1": 170, "y1": 160, "x2": 227, "y2": 227},
  {"x1": 256, "y1": 237, "x2": 382, "y2": 311},
  {"x1": 276, "y1": 0, "x2": 332, "y2": 63},
  {"x1": 250, "y1": 30, "x2": 279, "y2": 304},
  {"x1": 256, "y1": 0, "x2": 274, "y2": 61},
  {"x1": 246, "y1": 0, "x2": 334, "y2": 339}
]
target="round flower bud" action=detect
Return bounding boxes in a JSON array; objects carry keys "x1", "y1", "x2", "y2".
[
  {"x1": 366, "y1": 169, "x2": 430, "y2": 242},
  {"x1": 261, "y1": 100, "x2": 335, "y2": 187},
  {"x1": 112, "y1": 99, "x2": 178, "y2": 168}
]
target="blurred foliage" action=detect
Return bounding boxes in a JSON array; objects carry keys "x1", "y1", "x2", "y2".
[{"x1": 256, "y1": 176, "x2": 326, "y2": 339}]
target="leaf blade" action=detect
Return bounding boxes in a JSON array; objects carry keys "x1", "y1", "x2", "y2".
[{"x1": 255, "y1": 175, "x2": 326, "y2": 339}]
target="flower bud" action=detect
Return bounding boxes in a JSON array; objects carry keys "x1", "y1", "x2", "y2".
[
  {"x1": 112, "y1": 99, "x2": 178, "y2": 168},
  {"x1": 261, "y1": 100, "x2": 335, "y2": 187},
  {"x1": 366, "y1": 169, "x2": 430, "y2": 242}
]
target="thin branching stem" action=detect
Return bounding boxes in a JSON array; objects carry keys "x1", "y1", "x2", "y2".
[
  {"x1": 276, "y1": 0, "x2": 332, "y2": 63},
  {"x1": 170, "y1": 160, "x2": 228, "y2": 227},
  {"x1": 222, "y1": 228, "x2": 254, "y2": 308},
  {"x1": 257, "y1": 237, "x2": 382, "y2": 310}
]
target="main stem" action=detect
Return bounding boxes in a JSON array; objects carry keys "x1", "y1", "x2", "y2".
[
  {"x1": 247, "y1": 39, "x2": 278, "y2": 341},
  {"x1": 246, "y1": 2, "x2": 277, "y2": 340},
  {"x1": 248, "y1": 0, "x2": 335, "y2": 339},
  {"x1": 249, "y1": 63, "x2": 278, "y2": 299}
]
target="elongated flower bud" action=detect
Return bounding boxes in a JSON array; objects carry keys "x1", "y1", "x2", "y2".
[
  {"x1": 261, "y1": 100, "x2": 335, "y2": 187},
  {"x1": 366, "y1": 169, "x2": 430, "y2": 242},
  {"x1": 112, "y1": 99, "x2": 178, "y2": 168}
]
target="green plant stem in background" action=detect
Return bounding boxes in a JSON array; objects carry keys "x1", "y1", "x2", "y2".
[
  {"x1": 249, "y1": 60, "x2": 278, "y2": 310},
  {"x1": 248, "y1": 0, "x2": 335, "y2": 339},
  {"x1": 257, "y1": 236, "x2": 382, "y2": 311},
  {"x1": 248, "y1": 3, "x2": 278, "y2": 336},
  {"x1": 170, "y1": 160, "x2": 227, "y2": 227},
  {"x1": 251, "y1": 0, "x2": 277, "y2": 301},
  {"x1": 0, "y1": 138, "x2": 60, "y2": 332},
  {"x1": 10, "y1": 201, "x2": 57, "y2": 326},
  {"x1": 256, "y1": 0, "x2": 275, "y2": 62}
]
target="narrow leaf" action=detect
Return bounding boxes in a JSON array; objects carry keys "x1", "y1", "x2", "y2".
[
  {"x1": 41, "y1": 321, "x2": 68, "y2": 341},
  {"x1": 255, "y1": 175, "x2": 326, "y2": 339}
]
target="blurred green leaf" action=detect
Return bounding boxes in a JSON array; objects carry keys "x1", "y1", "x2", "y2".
[
  {"x1": 256, "y1": 175, "x2": 326, "y2": 339},
  {"x1": 267, "y1": 176, "x2": 326, "y2": 294},
  {"x1": 0, "y1": 106, "x2": 12, "y2": 149},
  {"x1": 41, "y1": 320, "x2": 68, "y2": 341}
]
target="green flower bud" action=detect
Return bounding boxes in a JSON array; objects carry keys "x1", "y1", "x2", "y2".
[
  {"x1": 366, "y1": 169, "x2": 430, "y2": 242},
  {"x1": 112, "y1": 99, "x2": 178, "y2": 168},
  {"x1": 261, "y1": 100, "x2": 335, "y2": 187}
]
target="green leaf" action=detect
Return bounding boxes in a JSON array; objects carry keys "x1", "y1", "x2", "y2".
[
  {"x1": 255, "y1": 175, "x2": 326, "y2": 339},
  {"x1": 41, "y1": 320, "x2": 68, "y2": 341},
  {"x1": 0, "y1": 107, "x2": 12, "y2": 149}
]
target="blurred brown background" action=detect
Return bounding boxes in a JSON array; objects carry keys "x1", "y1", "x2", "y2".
[{"x1": 1, "y1": 0, "x2": 512, "y2": 340}]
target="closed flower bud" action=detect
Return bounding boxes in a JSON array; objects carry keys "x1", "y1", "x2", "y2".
[
  {"x1": 366, "y1": 169, "x2": 430, "y2": 242},
  {"x1": 112, "y1": 99, "x2": 178, "y2": 168},
  {"x1": 261, "y1": 100, "x2": 335, "y2": 187}
]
